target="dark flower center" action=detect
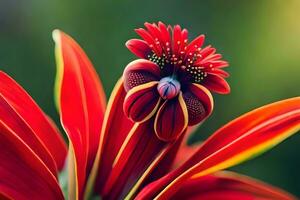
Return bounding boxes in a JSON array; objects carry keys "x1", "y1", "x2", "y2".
[{"x1": 148, "y1": 51, "x2": 208, "y2": 85}]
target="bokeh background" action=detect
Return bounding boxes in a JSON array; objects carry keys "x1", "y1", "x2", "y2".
[{"x1": 1, "y1": 0, "x2": 300, "y2": 196}]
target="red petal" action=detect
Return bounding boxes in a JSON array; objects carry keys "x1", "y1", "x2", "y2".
[
  {"x1": 102, "y1": 120, "x2": 167, "y2": 199},
  {"x1": 135, "y1": 28, "x2": 162, "y2": 56},
  {"x1": 181, "y1": 29, "x2": 188, "y2": 49},
  {"x1": 0, "y1": 94, "x2": 58, "y2": 177},
  {"x1": 0, "y1": 72, "x2": 67, "y2": 171},
  {"x1": 0, "y1": 122, "x2": 64, "y2": 200},
  {"x1": 158, "y1": 21, "x2": 171, "y2": 49},
  {"x1": 139, "y1": 128, "x2": 201, "y2": 190},
  {"x1": 172, "y1": 25, "x2": 182, "y2": 57},
  {"x1": 144, "y1": 126, "x2": 202, "y2": 184},
  {"x1": 185, "y1": 35, "x2": 205, "y2": 59},
  {"x1": 173, "y1": 171, "x2": 296, "y2": 200},
  {"x1": 166, "y1": 126, "x2": 203, "y2": 171},
  {"x1": 183, "y1": 83, "x2": 213, "y2": 125},
  {"x1": 199, "y1": 46, "x2": 216, "y2": 58},
  {"x1": 213, "y1": 68, "x2": 230, "y2": 77},
  {"x1": 201, "y1": 74, "x2": 230, "y2": 94},
  {"x1": 154, "y1": 92, "x2": 188, "y2": 142},
  {"x1": 126, "y1": 39, "x2": 152, "y2": 59},
  {"x1": 136, "y1": 97, "x2": 300, "y2": 199},
  {"x1": 144, "y1": 23, "x2": 165, "y2": 52},
  {"x1": 144, "y1": 133, "x2": 185, "y2": 183},
  {"x1": 86, "y1": 79, "x2": 134, "y2": 197},
  {"x1": 53, "y1": 30, "x2": 106, "y2": 199},
  {"x1": 145, "y1": 22, "x2": 168, "y2": 52},
  {"x1": 172, "y1": 143, "x2": 201, "y2": 171},
  {"x1": 124, "y1": 81, "x2": 161, "y2": 122},
  {"x1": 123, "y1": 59, "x2": 160, "y2": 91}
]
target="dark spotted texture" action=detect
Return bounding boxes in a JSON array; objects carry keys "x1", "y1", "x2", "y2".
[
  {"x1": 183, "y1": 91, "x2": 206, "y2": 125},
  {"x1": 124, "y1": 71, "x2": 158, "y2": 91}
]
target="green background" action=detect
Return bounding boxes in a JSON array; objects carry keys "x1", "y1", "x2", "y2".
[{"x1": 1, "y1": 0, "x2": 299, "y2": 196}]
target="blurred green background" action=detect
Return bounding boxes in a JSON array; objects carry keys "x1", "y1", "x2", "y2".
[{"x1": 1, "y1": 0, "x2": 299, "y2": 196}]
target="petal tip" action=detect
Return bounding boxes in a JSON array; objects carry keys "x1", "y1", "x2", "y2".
[{"x1": 52, "y1": 29, "x2": 62, "y2": 43}]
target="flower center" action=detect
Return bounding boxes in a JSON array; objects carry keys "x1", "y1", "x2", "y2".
[
  {"x1": 148, "y1": 53, "x2": 166, "y2": 69},
  {"x1": 157, "y1": 77, "x2": 181, "y2": 99}
]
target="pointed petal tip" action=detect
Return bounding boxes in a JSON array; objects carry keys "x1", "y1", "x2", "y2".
[
  {"x1": 218, "y1": 84, "x2": 231, "y2": 94},
  {"x1": 125, "y1": 39, "x2": 152, "y2": 59},
  {"x1": 52, "y1": 29, "x2": 62, "y2": 43}
]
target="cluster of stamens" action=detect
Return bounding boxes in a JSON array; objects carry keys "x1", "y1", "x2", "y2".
[
  {"x1": 184, "y1": 48, "x2": 208, "y2": 83},
  {"x1": 148, "y1": 40, "x2": 209, "y2": 83},
  {"x1": 148, "y1": 54, "x2": 166, "y2": 69}
]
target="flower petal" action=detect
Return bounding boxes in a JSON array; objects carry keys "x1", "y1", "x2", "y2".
[
  {"x1": 154, "y1": 92, "x2": 188, "y2": 142},
  {"x1": 0, "y1": 93, "x2": 58, "y2": 177},
  {"x1": 185, "y1": 35, "x2": 205, "y2": 59},
  {"x1": 53, "y1": 30, "x2": 106, "y2": 199},
  {"x1": 123, "y1": 59, "x2": 161, "y2": 91},
  {"x1": 126, "y1": 39, "x2": 152, "y2": 59},
  {"x1": 183, "y1": 83, "x2": 214, "y2": 125},
  {"x1": 157, "y1": 126, "x2": 202, "y2": 173},
  {"x1": 102, "y1": 120, "x2": 167, "y2": 199},
  {"x1": 0, "y1": 121, "x2": 64, "y2": 200},
  {"x1": 158, "y1": 22, "x2": 171, "y2": 49},
  {"x1": 201, "y1": 73, "x2": 230, "y2": 94},
  {"x1": 135, "y1": 28, "x2": 163, "y2": 56},
  {"x1": 136, "y1": 97, "x2": 300, "y2": 199},
  {"x1": 0, "y1": 71, "x2": 67, "y2": 171},
  {"x1": 85, "y1": 78, "x2": 134, "y2": 198},
  {"x1": 172, "y1": 25, "x2": 182, "y2": 57},
  {"x1": 124, "y1": 81, "x2": 161, "y2": 122},
  {"x1": 143, "y1": 126, "x2": 201, "y2": 184},
  {"x1": 173, "y1": 171, "x2": 296, "y2": 200},
  {"x1": 172, "y1": 143, "x2": 201, "y2": 171}
]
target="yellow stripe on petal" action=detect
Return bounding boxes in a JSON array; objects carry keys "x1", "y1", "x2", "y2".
[
  {"x1": 125, "y1": 147, "x2": 169, "y2": 200},
  {"x1": 52, "y1": 30, "x2": 64, "y2": 111},
  {"x1": 191, "y1": 120, "x2": 300, "y2": 179},
  {"x1": 153, "y1": 97, "x2": 300, "y2": 200},
  {"x1": 84, "y1": 78, "x2": 124, "y2": 200}
]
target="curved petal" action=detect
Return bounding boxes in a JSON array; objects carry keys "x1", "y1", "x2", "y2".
[
  {"x1": 154, "y1": 92, "x2": 188, "y2": 142},
  {"x1": 172, "y1": 143, "x2": 201, "y2": 171},
  {"x1": 158, "y1": 21, "x2": 171, "y2": 50},
  {"x1": 0, "y1": 94, "x2": 58, "y2": 177},
  {"x1": 124, "y1": 81, "x2": 161, "y2": 122},
  {"x1": 173, "y1": 171, "x2": 296, "y2": 200},
  {"x1": 102, "y1": 120, "x2": 167, "y2": 199},
  {"x1": 142, "y1": 125, "x2": 203, "y2": 184},
  {"x1": 123, "y1": 59, "x2": 161, "y2": 91},
  {"x1": 172, "y1": 25, "x2": 182, "y2": 57},
  {"x1": 144, "y1": 132, "x2": 185, "y2": 184},
  {"x1": 183, "y1": 83, "x2": 213, "y2": 125},
  {"x1": 144, "y1": 22, "x2": 167, "y2": 52},
  {"x1": 184, "y1": 35, "x2": 205, "y2": 60},
  {"x1": 126, "y1": 39, "x2": 152, "y2": 59},
  {"x1": 136, "y1": 97, "x2": 300, "y2": 199},
  {"x1": 0, "y1": 121, "x2": 64, "y2": 200},
  {"x1": 135, "y1": 28, "x2": 163, "y2": 56},
  {"x1": 85, "y1": 79, "x2": 134, "y2": 198},
  {"x1": 201, "y1": 74, "x2": 230, "y2": 94},
  {"x1": 53, "y1": 30, "x2": 106, "y2": 199},
  {"x1": 0, "y1": 71, "x2": 67, "y2": 171}
]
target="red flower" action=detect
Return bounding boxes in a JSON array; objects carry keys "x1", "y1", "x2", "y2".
[
  {"x1": 0, "y1": 26, "x2": 299, "y2": 200},
  {"x1": 123, "y1": 22, "x2": 229, "y2": 141}
]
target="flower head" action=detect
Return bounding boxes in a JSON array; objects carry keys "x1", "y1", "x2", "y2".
[
  {"x1": 0, "y1": 27, "x2": 299, "y2": 200},
  {"x1": 123, "y1": 22, "x2": 230, "y2": 141}
]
